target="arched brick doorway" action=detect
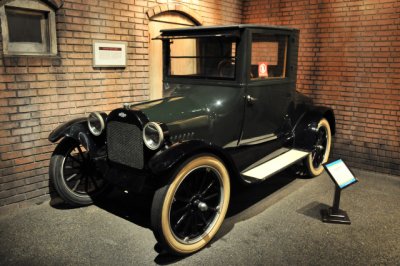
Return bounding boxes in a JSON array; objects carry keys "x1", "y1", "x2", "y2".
[{"x1": 147, "y1": 6, "x2": 202, "y2": 99}]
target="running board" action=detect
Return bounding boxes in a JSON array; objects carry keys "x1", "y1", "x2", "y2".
[{"x1": 241, "y1": 149, "x2": 309, "y2": 181}]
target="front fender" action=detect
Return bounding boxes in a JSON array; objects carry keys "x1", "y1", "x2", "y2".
[
  {"x1": 148, "y1": 140, "x2": 240, "y2": 181},
  {"x1": 48, "y1": 117, "x2": 105, "y2": 155},
  {"x1": 48, "y1": 117, "x2": 87, "y2": 143},
  {"x1": 293, "y1": 106, "x2": 335, "y2": 150}
]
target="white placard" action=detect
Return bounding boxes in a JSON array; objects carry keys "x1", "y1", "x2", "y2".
[
  {"x1": 93, "y1": 41, "x2": 127, "y2": 67},
  {"x1": 324, "y1": 159, "x2": 357, "y2": 189}
]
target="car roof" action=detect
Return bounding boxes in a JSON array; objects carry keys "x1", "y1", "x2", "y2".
[{"x1": 160, "y1": 24, "x2": 298, "y2": 35}]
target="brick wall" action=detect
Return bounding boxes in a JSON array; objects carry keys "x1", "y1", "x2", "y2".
[
  {"x1": 243, "y1": 0, "x2": 400, "y2": 175},
  {"x1": 0, "y1": 0, "x2": 242, "y2": 213},
  {"x1": 1, "y1": 0, "x2": 399, "y2": 213}
]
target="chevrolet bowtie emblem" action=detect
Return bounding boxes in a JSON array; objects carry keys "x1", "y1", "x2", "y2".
[{"x1": 118, "y1": 112, "x2": 127, "y2": 118}]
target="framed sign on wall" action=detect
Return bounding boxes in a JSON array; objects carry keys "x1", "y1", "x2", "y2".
[{"x1": 93, "y1": 41, "x2": 127, "y2": 67}]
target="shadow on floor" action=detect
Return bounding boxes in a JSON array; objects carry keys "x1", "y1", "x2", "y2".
[
  {"x1": 153, "y1": 168, "x2": 301, "y2": 264},
  {"x1": 296, "y1": 201, "x2": 331, "y2": 221},
  {"x1": 50, "y1": 167, "x2": 302, "y2": 264}
]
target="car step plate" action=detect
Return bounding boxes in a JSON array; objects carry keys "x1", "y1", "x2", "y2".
[{"x1": 242, "y1": 149, "x2": 309, "y2": 180}]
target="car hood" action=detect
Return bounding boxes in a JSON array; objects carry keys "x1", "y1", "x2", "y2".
[
  {"x1": 128, "y1": 85, "x2": 244, "y2": 144},
  {"x1": 130, "y1": 94, "x2": 210, "y2": 133}
]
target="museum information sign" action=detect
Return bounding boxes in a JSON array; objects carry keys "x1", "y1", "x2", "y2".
[
  {"x1": 324, "y1": 159, "x2": 358, "y2": 189},
  {"x1": 321, "y1": 159, "x2": 358, "y2": 224},
  {"x1": 93, "y1": 41, "x2": 127, "y2": 67}
]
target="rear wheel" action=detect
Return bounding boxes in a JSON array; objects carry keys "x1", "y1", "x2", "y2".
[
  {"x1": 305, "y1": 118, "x2": 332, "y2": 177},
  {"x1": 49, "y1": 138, "x2": 110, "y2": 206},
  {"x1": 151, "y1": 155, "x2": 230, "y2": 255}
]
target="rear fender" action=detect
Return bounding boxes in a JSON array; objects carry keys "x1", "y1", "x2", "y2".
[
  {"x1": 293, "y1": 106, "x2": 335, "y2": 151},
  {"x1": 148, "y1": 140, "x2": 240, "y2": 184}
]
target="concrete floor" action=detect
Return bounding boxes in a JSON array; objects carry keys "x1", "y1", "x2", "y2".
[{"x1": 0, "y1": 168, "x2": 399, "y2": 265}]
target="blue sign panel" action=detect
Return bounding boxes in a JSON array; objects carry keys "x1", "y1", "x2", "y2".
[{"x1": 324, "y1": 159, "x2": 358, "y2": 189}]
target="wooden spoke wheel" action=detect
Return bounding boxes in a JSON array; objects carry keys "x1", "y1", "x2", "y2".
[
  {"x1": 151, "y1": 155, "x2": 230, "y2": 255},
  {"x1": 50, "y1": 138, "x2": 110, "y2": 206},
  {"x1": 305, "y1": 118, "x2": 332, "y2": 177}
]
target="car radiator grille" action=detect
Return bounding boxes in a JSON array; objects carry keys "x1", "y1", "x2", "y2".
[{"x1": 107, "y1": 121, "x2": 144, "y2": 169}]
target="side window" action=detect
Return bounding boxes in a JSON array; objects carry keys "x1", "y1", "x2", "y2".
[
  {"x1": 250, "y1": 33, "x2": 288, "y2": 80},
  {"x1": 168, "y1": 37, "x2": 237, "y2": 79},
  {"x1": 0, "y1": 0, "x2": 58, "y2": 56}
]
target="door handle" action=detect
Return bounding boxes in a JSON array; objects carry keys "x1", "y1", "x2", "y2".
[{"x1": 246, "y1": 95, "x2": 257, "y2": 105}]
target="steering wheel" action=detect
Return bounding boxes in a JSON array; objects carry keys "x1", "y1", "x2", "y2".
[{"x1": 217, "y1": 59, "x2": 235, "y2": 77}]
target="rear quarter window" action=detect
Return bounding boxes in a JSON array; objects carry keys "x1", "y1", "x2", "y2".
[{"x1": 250, "y1": 33, "x2": 288, "y2": 80}]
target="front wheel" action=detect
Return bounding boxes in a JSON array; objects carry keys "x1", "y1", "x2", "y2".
[
  {"x1": 151, "y1": 154, "x2": 230, "y2": 255},
  {"x1": 49, "y1": 137, "x2": 110, "y2": 206},
  {"x1": 304, "y1": 118, "x2": 332, "y2": 177}
]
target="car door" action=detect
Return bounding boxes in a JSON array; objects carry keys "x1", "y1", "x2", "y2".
[{"x1": 240, "y1": 30, "x2": 294, "y2": 146}]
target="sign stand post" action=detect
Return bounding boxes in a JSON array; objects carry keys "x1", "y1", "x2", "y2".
[
  {"x1": 321, "y1": 185, "x2": 351, "y2": 224},
  {"x1": 321, "y1": 159, "x2": 358, "y2": 225}
]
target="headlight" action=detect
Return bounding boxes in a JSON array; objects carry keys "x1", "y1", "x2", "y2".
[
  {"x1": 87, "y1": 112, "x2": 105, "y2": 136},
  {"x1": 143, "y1": 122, "x2": 164, "y2": 150}
]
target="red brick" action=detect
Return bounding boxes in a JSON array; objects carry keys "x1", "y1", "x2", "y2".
[
  {"x1": 11, "y1": 127, "x2": 32, "y2": 136},
  {"x1": 6, "y1": 67, "x2": 28, "y2": 74},
  {"x1": 18, "y1": 105, "x2": 39, "y2": 113}
]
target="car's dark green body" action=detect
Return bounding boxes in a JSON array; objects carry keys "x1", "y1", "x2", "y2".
[
  {"x1": 48, "y1": 25, "x2": 336, "y2": 255},
  {"x1": 133, "y1": 84, "x2": 244, "y2": 148},
  {"x1": 49, "y1": 25, "x2": 335, "y2": 190}
]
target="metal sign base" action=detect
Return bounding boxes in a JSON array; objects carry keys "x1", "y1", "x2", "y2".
[
  {"x1": 321, "y1": 207, "x2": 351, "y2": 224},
  {"x1": 320, "y1": 186, "x2": 351, "y2": 224}
]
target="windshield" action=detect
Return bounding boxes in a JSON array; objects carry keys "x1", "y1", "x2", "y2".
[{"x1": 167, "y1": 37, "x2": 237, "y2": 80}]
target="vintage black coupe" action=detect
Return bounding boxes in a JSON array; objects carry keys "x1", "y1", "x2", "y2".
[{"x1": 48, "y1": 25, "x2": 335, "y2": 255}]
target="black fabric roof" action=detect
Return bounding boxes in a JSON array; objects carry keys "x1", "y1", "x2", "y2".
[{"x1": 160, "y1": 24, "x2": 297, "y2": 35}]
